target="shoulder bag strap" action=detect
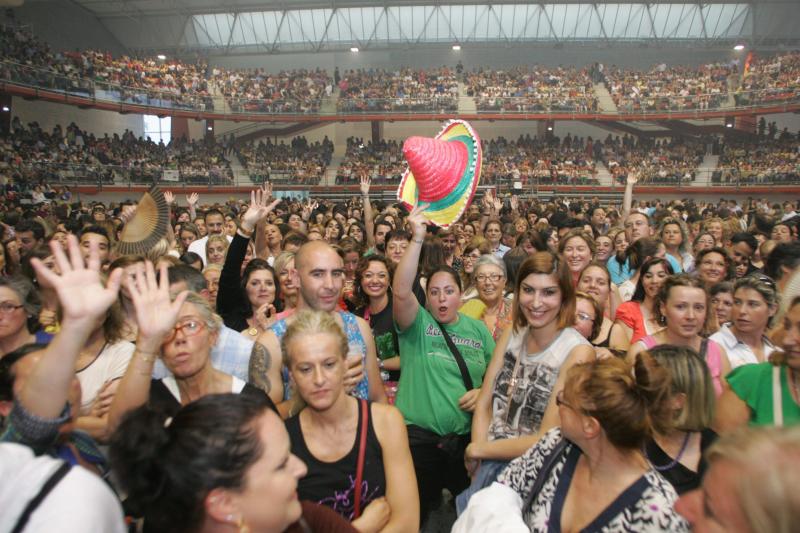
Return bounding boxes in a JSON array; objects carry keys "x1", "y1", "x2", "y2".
[
  {"x1": 353, "y1": 399, "x2": 369, "y2": 519},
  {"x1": 437, "y1": 321, "x2": 474, "y2": 391},
  {"x1": 773, "y1": 366, "x2": 784, "y2": 428},
  {"x1": 12, "y1": 461, "x2": 72, "y2": 533},
  {"x1": 522, "y1": 439, "x2": 569, "y2": 512}
]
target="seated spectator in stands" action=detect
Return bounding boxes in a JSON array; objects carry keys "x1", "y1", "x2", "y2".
[{"x1": 14, "y1": 219, "x2": 44, "y2": 258}]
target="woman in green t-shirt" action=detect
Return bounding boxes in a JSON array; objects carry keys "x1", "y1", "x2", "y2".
[
  {"x1": 715, "y1": 295, "x2": 800, "y2": 430},
  {"x1": 393, "y1": 203, "x2": 495, "y2": 526}
]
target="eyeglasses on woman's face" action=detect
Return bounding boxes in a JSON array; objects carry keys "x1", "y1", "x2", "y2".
[
  {"x1": 475, "y1": 273, "x2": 504, "y2": 283},
  {"x1": 163, "y1": 316, "x2": 206, "y2": 343},
  {"x1": 0, "y1": 301, "x2": 24, "y2": 314}
]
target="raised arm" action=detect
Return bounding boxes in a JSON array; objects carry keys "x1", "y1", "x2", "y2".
[
  {"x1": 108, "y1": 262, "x2": 188, "y2": 431},
  {"x1": 186, "y1": 192, "x2": 199, "y2": 222},
  {"x1": 19, "y1": 236, "x2": 122, "y2": 420},
  {"x1": 622, "y1": 170, "x2": 638, "y2": 220},
  {"x1": 392, "y1": 203, "x2": 427, "y2": 330},
  {"x1": 361, "y1": 176, "x2": 376, "y2": 249}
]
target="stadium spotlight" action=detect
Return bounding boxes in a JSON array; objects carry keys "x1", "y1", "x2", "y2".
[
  {"x1": 725, "y1": 120, "x2": 734, "y2": 128},
  {"x1": 452, "y1": 44, "x2": 461, "y2": 51},
  {"x1": 350, "y1": 47, "x2": 359, "y2": 53},
  {"x1": 1, "y1": 106, "x2": 9, "y2": 112},
  {"x1": 207, "y1": 126, "x2": 213, "y2": 131},
  {"x1": 733, "y1": 44, "x2": 745, "y2": 51},
  {"x1": 157, "y1": 54, "x2": 167, "y2": 60}
]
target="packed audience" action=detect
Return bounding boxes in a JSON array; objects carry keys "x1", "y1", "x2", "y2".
[
  {"x1": 0, "y1": 23, "x2": 211, "y2": 109},
  {"x1": 1, "y1": 119, "x2": 233, "y2": 188},
  {"x1": 605, "y1": 62, "x2": 735, "y2": 112},
  {"x1": 737, "y1": 51, "x2": 800, "y2": 106},
  {"x1": 715, "y1": 136, "x2": 800, "y2": 185},
  {"x1": 235, "y1": 136, "x2": 333, "y2": 185},
  {"x1": 211, "y1": 67, "x2": 332, "y2": 114},
  {"x1": 465, "y1": 65, "x2": 599, "y2": 113},
  {"x1": 599, "y1": 134, "x2": 707, "y2": 185},
  {"x1": 2, "y1": 169, "x2": 799, "y2": 531},
  {"x1": 481, "y1": 134, "x2": 600, "y2": 185},
  {"x1": 337, "y1": 67, "x2": 459, "y2": 112},
  {"x1": 335, "y1": 137, "x2": 405, "y2": 185}
]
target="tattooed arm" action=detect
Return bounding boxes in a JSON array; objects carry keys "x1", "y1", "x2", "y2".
[{"x1": 249, "y1": 332, "x2": 285, "y2": 408}]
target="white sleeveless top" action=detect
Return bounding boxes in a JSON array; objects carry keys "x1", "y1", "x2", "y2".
[{"x1": 488, "y1": 327, "x2": 589, "y2": 441}]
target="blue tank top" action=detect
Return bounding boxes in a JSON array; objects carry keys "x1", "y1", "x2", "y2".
[{"x1": 271, "y1": 311, "x2": 369, "y2": 401}]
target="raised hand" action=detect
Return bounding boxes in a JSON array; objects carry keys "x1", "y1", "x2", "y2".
[
  {"x1": 406, "y1": 202, "x2": 430, "y2": 240},
  {"x1": 510, "y1": 195, "x2": 519, "y2": 211},
  {"x1": 30, "y1": 235, "x2": 122, "y2": 328},
  {"x1": 164, "y1": 191, "x2": 175, "y2": 205},
  {"x1": 126, "y1": 261, "x2": 189, "y2": 348},
  {"x1": 360, "y1": 176, "x2": 371, "y2": 196},
  {"x1": 186, "y1": 192, "x2": 199, "y2": 206},
  {"x1": 241, "y1": 187, "x2": 280, "y2": 232},
  {"x1": 119, "y1": 204, "x2": 137, "y2": 224},
  {"x1": 626, "y1": 171, "x2": 639, "y2": 185}
]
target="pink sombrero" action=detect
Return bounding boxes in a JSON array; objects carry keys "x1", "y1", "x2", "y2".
[{"x1": 397, "y1": 119, "x2": 482, "y2": 228}]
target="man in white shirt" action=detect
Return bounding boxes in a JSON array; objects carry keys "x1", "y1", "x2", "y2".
[{"x1": 187, "y1": 209, "x2": 232, "y2": 265}]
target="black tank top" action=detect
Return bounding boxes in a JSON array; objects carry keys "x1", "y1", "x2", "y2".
[{"x1": 286, "y1": 401, "x2": 386, "y2": 521}]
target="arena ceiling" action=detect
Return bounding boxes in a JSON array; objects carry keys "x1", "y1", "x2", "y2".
[{"x1": 41, "y1": 1, "x2": 800, "y2": 54}]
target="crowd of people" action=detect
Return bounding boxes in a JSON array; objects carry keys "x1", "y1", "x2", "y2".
[
  {"x1": 1, "y1": 119, "x2": 234, "y2": 189},
  {"x1": 480, "y1": 134, "x2": 600, "y2": 186},
  {"x1": 335, "y1": 137, "x2": 406, "y2": 185},
  {"x1": 715, "y1": 136, "x2": 800, "y2": 185},
  {"x1": 235, "y1": 136, "x2": 334, "y2": 186},
  {"x1": 737, "y1": 51, "x2": 800, "y2": 106},
  {"x1": 336, "y1": 67, "x2": 460, "y2": 113},
  {"x1": 599, "y1": 135, "x2": 707, "y2": 185},
  {"x1": 0, "y1": 23, "x2": 212, "y2": 109},
  {"x1": 3, "y1": 12, "x2": 800, "y2": 119},
  {"x1": 464, "y1": 65, "x2": 599, "y2": 113},
  {"x1": 605, "y1": 62, "x2": 735, "y2": 112},
  {"x1": 211, "y1": 67, "x2": 332, "y2": 114},
  {"x1": 1, "y1": 169, "x2": 799, "y2": 531}
]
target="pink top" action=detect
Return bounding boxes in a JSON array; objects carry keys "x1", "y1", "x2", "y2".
[{"x1": 638, "y1": 335, "x2": 724, "y2": 397}]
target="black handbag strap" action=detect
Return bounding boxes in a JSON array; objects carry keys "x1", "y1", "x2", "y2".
[
  {"x1": 12, "y1": 461, "x2": 72, "y2": 533},
  {"x1": 522, "y1": 439, "x2": 569, "y2": 511},
  {"x1": 436, "y1": 321, "x2": 474, "y2": 391}
]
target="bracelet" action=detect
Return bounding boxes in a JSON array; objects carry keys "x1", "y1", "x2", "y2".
[
  {"x1": 136, "y1": 350, "x2": 159, "y2": 364},
  {"x1": 412, "y1": 237, "x2": 424, "y2": 244},
  {"x1": 237, "y1": 227, "x2": 254, "y2": 238}
]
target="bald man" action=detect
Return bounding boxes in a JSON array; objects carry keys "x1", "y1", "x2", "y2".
[{"x1": 250, "y1": 241, "x2": 387, "y2": 412}]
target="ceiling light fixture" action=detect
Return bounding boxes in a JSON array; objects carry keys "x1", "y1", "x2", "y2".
[
  {"x1": 452, "y1": 44, "x2": 461, "y2": 51},
  {"x1": 350, "y1": 47, "x2": 359, "y2": 53}
]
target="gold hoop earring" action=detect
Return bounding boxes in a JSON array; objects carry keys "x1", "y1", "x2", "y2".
[{"x1": 237, "y1": 517, "x2": 251, "y2": 533}]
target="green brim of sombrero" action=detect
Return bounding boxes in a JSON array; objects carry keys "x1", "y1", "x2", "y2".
[{"x1": 397, "y1": 120, "x2": 482, "y2": 228}]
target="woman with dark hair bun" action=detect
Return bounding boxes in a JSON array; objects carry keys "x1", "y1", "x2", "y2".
[
  {"x1": 110, "y1": 394, "x2": 357, "y2": 533},
  {"x1": 455, "y1": 354, "x2": 688, "y2": 532}
]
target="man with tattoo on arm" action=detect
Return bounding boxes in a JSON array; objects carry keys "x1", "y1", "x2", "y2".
[{"x1": 251, "y1": 241, "x2": 387, "y2": 416}]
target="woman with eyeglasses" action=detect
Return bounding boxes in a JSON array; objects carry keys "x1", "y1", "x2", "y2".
[
  {"x1": 459, "y1": 252, "x2": 594, "y2": 513},
  {"x1": 460, "y1": 255, "x2": 512, "y2": 341},
  {"x1": 0, "y1": 276, "x2": 49, "y2": 357},
  {"x1": 459, "y1": 240, "x2": 491, "y2": 301},
  {"x1": 715, "y1": 295, "x2": 800, "y2": 430},
  {"x1": 688, "y1": 232, "x2": 716, "y2": 273},
  {"x1": 710, "y1": 276, "x2": 779, "y2": 369},
  {"x1": 109, "y1": 262, "x2": 274, "y2": 429},
  {"x1": 454, "y1": 355, "x2": 687, "y2": 532},
  {"x1": 628, "y1": 275, "x2": 732, "y2": 397}
]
